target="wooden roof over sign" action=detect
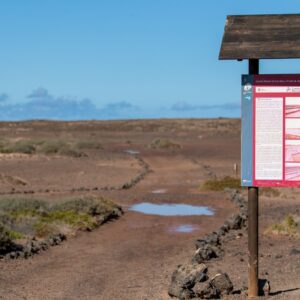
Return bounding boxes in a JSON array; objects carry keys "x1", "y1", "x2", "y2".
[{"x1": 219, "y1": 14, "x2": 300, "y2": 60}]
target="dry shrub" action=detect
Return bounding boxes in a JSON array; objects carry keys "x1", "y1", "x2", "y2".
[
  {"x1": 0, "y1": 196, "x2": 122, "y2": 240},
  {"x1": 201, "y1": 176, "x2": 241, "y2": 191},
  {"x1": 266, "y1": 215, "x2": 299, "y2": 239}
]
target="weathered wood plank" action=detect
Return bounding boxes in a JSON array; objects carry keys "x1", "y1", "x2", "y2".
[{"x1": 219, "y1": 14, "x2": 300, "y2": 59}]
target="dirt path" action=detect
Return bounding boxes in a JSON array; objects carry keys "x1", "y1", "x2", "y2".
[
  {"x1": 1, "y1": 120, "x2": 298, "y2": 300},
  {"x1": 0, "y1": 155, "x2": 236, "y2": 300}
]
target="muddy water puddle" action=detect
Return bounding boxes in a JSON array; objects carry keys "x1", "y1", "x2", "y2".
[
  {"x1": 170, "y1": 224, "x2": 199, "y2": 233},
  {"x1": 124, "y1": 149, "x2": 140, "y2": 155},
  {"x1": 129, "y1": 203, "x2": 214, "y2": 217}
]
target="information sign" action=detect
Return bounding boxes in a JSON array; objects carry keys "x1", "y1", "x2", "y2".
[{"x1": 242, "y1": 74, "x2": 300, "y2": 187}]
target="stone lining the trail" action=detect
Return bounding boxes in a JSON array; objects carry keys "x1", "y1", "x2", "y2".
[
  {"x1": 193, "y1": 189, "x2": 247, "y2": 265},
  {"x1": 122, "y1": 156, "x2": 152, "y2": 189},
  {"x1": 1, "y1": 233, "x2": 66, "y2": 260},
  {"x1": 169, "y1": 189, "x2": 247, "y2": 299},
  {"x1": 0, "y1": 204, "x2": 123, "y2": 260},
  {"x1": 0, "y1": 156, "x2": 151, "y2": 195}
]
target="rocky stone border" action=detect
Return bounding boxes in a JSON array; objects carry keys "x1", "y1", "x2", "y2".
[
  {"x1": 0, "y1": 204, "x2": 123, "y2": 260},
  {"x1": 192, "y1": 189, "x2": 247, "y2": 264},
  {"x1": 122, "y1": 156, "x2": 152, "y2": 189},
  {"x1": 169, "y1": 189, "x2": 248, "y2": 299},
  {"x1": 0, "y1": 155, "x2": 152, "y2": 195},
  {"x1": 1, "y1": 233, "x2": 66, "y2": 260}
]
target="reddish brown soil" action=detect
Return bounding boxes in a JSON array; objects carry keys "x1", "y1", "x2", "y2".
[{"x1": 0, "y1": 119, "x2": 299, "y2": 300}]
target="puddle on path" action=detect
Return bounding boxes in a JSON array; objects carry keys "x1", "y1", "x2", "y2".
[
  {"x1": 170, "y1": 224, "x2": 199, "y2": 233},
  {"x1": 124, "y1": 149, "x2": 140, "y2": 155},
  {"x1": 151, "y1": 189, "x2": 167, "y2": 194},
  {"x1": 129, "y1": 203, "x2": 214, "y2": 216}
]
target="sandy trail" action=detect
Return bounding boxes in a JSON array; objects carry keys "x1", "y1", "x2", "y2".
[
  {"x1": 1, "y1": 120, "x2": 298, "y2": 300},
  {"x1": 0, "y1": 155, "x2": 236, "y2": 300}
]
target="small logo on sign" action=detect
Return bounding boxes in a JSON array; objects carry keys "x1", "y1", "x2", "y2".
[{"x1": 244, "y1": 83, "x2": 252, "y2": 92}]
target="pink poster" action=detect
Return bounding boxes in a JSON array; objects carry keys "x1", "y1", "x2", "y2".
[{"x1": 252, "y1": 74, "x2": 300, "y2": 187}]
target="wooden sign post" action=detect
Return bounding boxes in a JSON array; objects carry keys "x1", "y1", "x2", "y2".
[
  {"x1": 219, "y1": 14, "x2": 300, "y2": 298},
  {"x1": 248, "y1": 59, "x2": 259, "y2": 297}
]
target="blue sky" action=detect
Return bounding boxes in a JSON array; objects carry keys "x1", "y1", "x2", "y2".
[{"x1": 1, "y1": 1, "x2": 300, "y2": 120}]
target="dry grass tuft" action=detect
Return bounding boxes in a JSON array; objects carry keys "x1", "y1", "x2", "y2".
[
  {"x1": 0, "y1": 196, "x2": 122, "y2": 240},
  {"x1": 201, "y1": 177, "x2": 280, "y2": 197},
  {"x1": 201, "y1": 176, "x2": 241, "y2": 191},
  {"x1": 266, "y1": 215, "x2": 299, "y2": 239}
]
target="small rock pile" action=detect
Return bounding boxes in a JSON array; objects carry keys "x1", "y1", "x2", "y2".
[
  {"x1": 169, "y1": 189, "x2": 248, "y2": 299},
  {"x1": 0, "y1": 233, "x2": 66, "y2": 260},
  {"x1": 169, "y1": 263, "x2": 233, "y2": 299}
]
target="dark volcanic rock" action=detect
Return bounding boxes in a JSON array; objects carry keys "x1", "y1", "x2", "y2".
[
  {"x1": 192, "y1": 245, "x2": 219, "y2": 264},
  {"x1": 177, "y1": 288, "x2": 195, "y2": 300},
  {"x1": 259, "y1": 279, "x2": 271, "y2": 296},
  {"x1": 168, "y1": 263, "x2": 207, "y2": 299},
  {"x1": 195, "y1": 233, "x2": 220, "y2": 250},
  {"x1": 170, "y1": 267, "x2": 234, "y2": 299},
  {"x1": 226, "y1": 214, "x2": 245, "y2": 230},
  {"x1": 193, "y1": 281, "x2": 218, "y2": 299},
  {"x1": 5, "y1": 233, "x2": 68, "y2": 260},
  {"x1": 210, "y1": 273, "x2": 233, "y2": 296},
  {"x1": 0, "y1": 224, "x2": 16, "y2": 255},
  {"x1": 216, "y1": 226, "x2": 227, "y2": 236},
  {"x1": 205, "y1": 233, "x2": 220, "y2": 247},
  {"x1": 198, "y1": 272, "x2": 209, "y2": 283},
  {"x1": 195, "y1": 239, "x2": 207, "y2": 250},
  {"x1": 32, "y1": 241, "x2": 41, "y2": 253},
  {"x1": 9, "y1": 251, "x2": 17, "y2": 259}
]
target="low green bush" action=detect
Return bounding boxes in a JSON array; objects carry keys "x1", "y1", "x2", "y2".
[
  {"x1": 51, "y1": 196, "x2": 118, "y2": 216},
  {"x1": 0, "y1": 196, "x2": 122, "y2": 240},
  {"x1": 6, "y1": 229, "x2": 23, "y2": 240},
  {"x1": 40, "y1": 210, "x2": 94, "y2": 228},
  {"x1": 201, "y1": 176, "x2": 241, "y2": 191}
]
